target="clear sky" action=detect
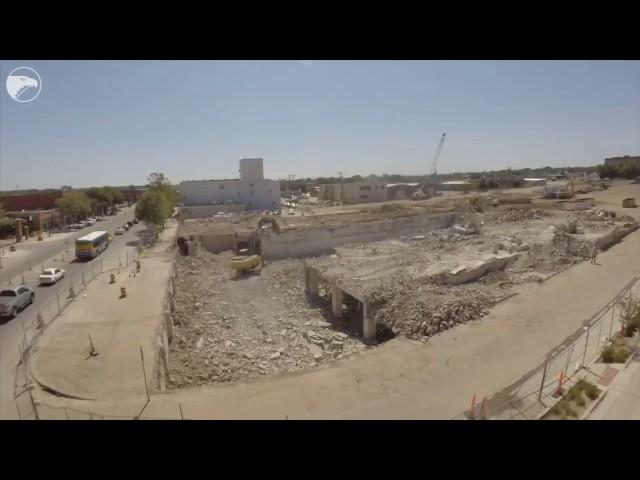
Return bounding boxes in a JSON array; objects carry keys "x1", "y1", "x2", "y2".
[{"x1": 1, "y1": 60, "x2": 638, "y2": 189}]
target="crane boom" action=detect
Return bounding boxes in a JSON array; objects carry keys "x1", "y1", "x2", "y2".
[{"x1": 430, "y1": 133, "x2": 446, "y2": 177}]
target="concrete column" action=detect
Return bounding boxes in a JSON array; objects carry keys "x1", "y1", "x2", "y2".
[
  {"x1": 331, "y1": 284, "x2": 343, "y2": 319},
  {"x1": 363, "y1": 300, "x2": 376, "y2": 341},
  {"x1": 16, "y1": 219, "x2": 23, "y2": 243}
]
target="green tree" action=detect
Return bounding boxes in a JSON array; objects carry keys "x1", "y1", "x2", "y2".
[
  {"x1": 135, "y1": 190, "x2": 169, "y2": 227},
  {"x1": 55, "y1": 191, "x2": 92, "y2": 222},
  {"x1": 0, "y1": 203, "x2": 13, "y2": 227},
  {"x1": 147, "y1": 172, "x2": 180, "y2": 214},
  {"x1": 86, "y1": 187, "x2": 114, "y2": 215}
]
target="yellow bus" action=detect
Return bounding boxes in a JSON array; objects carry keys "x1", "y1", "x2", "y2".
[{"x1": 75, "y1": 230, "x2": 110, "y2": 259}]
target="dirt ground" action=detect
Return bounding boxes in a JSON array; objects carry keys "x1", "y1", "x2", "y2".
[
  {"x1": 169, "y1": 183, "x2": 635, "y2": 388},
  {"x1": 168, "y1": 249, "x2": 367, "y2": 389}
]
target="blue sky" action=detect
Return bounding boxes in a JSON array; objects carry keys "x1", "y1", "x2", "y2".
[{"x1": 0, "y1": 60, "x2": 638, "y2": 189}]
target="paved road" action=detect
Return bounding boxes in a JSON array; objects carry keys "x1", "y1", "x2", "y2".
[{"x1": 0, "y1": 207, "x2": 146, "y2": 419}]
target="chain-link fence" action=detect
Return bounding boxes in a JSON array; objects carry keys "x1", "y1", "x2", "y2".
[
  {"x1": 460, "y1": 274, "x2": 640, "y2": 420},
  {"x1": 12, "y1": 243, "x2": 142, "y2": 420}
]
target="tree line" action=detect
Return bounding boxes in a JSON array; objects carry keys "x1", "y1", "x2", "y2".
[
  {"x1": 596, "y1": 160, "x2": 640, "y2": 179},
  {"x1": 55, "y1": 186, "x2": 127, "y2": 222}
]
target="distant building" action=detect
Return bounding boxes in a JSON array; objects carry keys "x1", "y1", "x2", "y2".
[
  {"x1": 437, "y1": 180, "x2": 474, "y2": 192},
  {"x1": 178, "y1": 158, "x2": 280, "y2": 211},
  {"x1": 0, "y1": 191, "x2": 62, "y2": 211},
  {"x1": 605, "y1": 155, "x2": 640, "y2": 168},
  {"x1": 386, "y1": 183, "x2": 421, "y2": 200},
  {"x1": 523, "y1": 178, "x2": 547, "y2": 187},
  {"x1": 318, "y1": 177, "x2": 387, "y2": 204},
  {"x1": 6, "y1": 209, "x2": 62, "y2": 233}
]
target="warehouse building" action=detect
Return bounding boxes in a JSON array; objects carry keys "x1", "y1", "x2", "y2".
[{"x1": 178, "y1": 158, "x2": 281, "y2": 211}]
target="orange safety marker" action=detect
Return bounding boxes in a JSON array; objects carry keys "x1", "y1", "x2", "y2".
[
  {"x1": 110, "y1": 273, "x2": 116, "y2": 284},
  {"x1": 481, "y1": 397, "x2": 488, "y2": 420}
]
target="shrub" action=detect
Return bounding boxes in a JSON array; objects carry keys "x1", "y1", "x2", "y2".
[
  {"x1": 613, "y1": 346, "x2": 631, "y2": 363},
  {"x1": 601, "y1": 345, "x2": 616, "y2": 363},
  {"x1": 574, "y1": 394, "x2": 586, "y2": 407},
  {"x1": 583, "y1": 383, "x2": 600, "y2": 401}
]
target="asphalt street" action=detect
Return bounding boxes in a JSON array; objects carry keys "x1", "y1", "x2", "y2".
[{"x1": 0, "y1": 206, "x2": 146, "y2": 419}]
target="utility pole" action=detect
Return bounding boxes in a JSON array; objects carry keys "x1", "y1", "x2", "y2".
[{"x1": 337, "y1": 171, "x2": 343, "y2": 204}]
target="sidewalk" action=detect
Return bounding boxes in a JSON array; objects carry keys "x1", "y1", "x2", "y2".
[
  {"x1": 29, "y1": 222, "x2": 176, "y2": 401},
  {"x1": 588, "y1": 349, "x2": 640, "y2": 420},
  {"x1": 32, "y1": 225, "x2": 640, "y2": 419}
]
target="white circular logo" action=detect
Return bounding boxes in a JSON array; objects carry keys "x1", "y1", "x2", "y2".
[{"x1": 6, "y1": 67, "x2": 42, "y2": 103}]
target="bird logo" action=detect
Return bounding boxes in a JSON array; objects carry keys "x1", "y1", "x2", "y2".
[{"x1": 6, "y1": 67, "x2": 42, "y2": 103}]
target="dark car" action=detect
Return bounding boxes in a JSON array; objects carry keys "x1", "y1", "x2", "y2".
[
  {"x1": 126, "y1": 221, "x2": 134, "y2": 228},
  {"x1": 133, "y1": 218, "x2": 139, "y2": 224}
]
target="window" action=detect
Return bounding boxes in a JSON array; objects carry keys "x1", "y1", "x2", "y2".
[
  {"x1": 268, "y1": 189, "x2": 271, "y2": 193},
  {"x1": 360, "y1": 195, "x2": 368, "y2": 199},
  {"x1": 17, "y1": 287, "x2": 27, "y2": 295},
  {"x1": 250, "y1": 190, "x2": 254, "y2": 196},
  {"x1": 250, "y1": 183, "x2": 254, "y2": 187},
  {"x1": 360, "y1": 186, "x2": 372, "y2": 191},
  {"x1": 219, "y1": 185, "x2": 224, "y2": 189}
]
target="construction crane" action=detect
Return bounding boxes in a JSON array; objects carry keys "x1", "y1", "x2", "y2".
[{"x1": 430, "y1": 133, "x2": 447, "y2": 177}]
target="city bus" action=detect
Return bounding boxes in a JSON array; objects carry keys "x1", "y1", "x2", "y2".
[{"x1": 75, "y1": 230, "x2": 111, "y2": 259}]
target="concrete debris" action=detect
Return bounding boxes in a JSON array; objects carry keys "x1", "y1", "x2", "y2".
[{"x1": 168, "y1": 248, "x2": 364, "y2": 389}]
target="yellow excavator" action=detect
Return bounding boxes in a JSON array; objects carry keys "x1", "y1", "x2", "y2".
[{"x1": 230, "y1": 215, "x2": 281, "y2": 277}]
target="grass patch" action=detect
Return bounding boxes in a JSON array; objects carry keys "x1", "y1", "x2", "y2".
[{"x1": 548, "y1": 379, "x2": 601, "y2": 419}]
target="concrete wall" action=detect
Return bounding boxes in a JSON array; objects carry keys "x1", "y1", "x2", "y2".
[
  {"x1": 262, "y1": 212, "x2": 459, "y2": 259},
  {"x1": 595, "y1": 221, "x2": 639, "y2": 251},
  {"x1": 445, "y1": 254, "x2": 518, "y2": 285},
  {"x1": 179, "y1": 178, "x2": 280, "y2": 211},
  {"x1": 180, "y1": 204, "x2": 243, "y2": 220},
  {"x1": 198, "y1": 233, "x2": 235, "y2": 254}
]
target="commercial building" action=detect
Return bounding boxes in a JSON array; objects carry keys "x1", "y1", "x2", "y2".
[
  {"x1": 318, "y1": 177, "x2": 387, "y2": 204},
  {"x1": 178, "y1": 158, "x2": 281, "y2": 211},
  {"x1": 604, "y1": 155, "x2": 640, "y2": 168},
  {"x1": 386, "y1": 183, "x2": 421, "y2": 200},
  {"x1": 437, "y1": 180, "x2": 475, "y2": 192}
]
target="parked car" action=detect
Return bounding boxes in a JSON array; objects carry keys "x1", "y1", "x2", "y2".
[
  {"x1": 85, "y1": 218, "x2": 96, "y2": 226},
  {"x1": 114, "y1": 227, "x2": 126, "y2": 235},
  {"x1": 122, "y1": 224, "x2": 131, "y2": 231},
  {"x1": 126, "y1": 221, "x2": 134, "y2": 228},
  {"x1": 39, "y1": 267, "x2": 65, "y2": 285},
  {"x1": 0, "y1": 285, "x2": 34, "y2": 318},
  {"x1": 70, "y1": 223, "x2": 84, "y2": 229},
  {"x1": 132, "y1": 218, "x2": 139, "y2": 224}
]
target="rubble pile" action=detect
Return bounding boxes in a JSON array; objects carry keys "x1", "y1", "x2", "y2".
[
  {"x1": 368, "y1": 273, "x2": 498, "y2": 340},
  {"x1": 486, "y1": 208, "x2": 550, "y2": 223},
  {"x1": 168, "y1": 249, "x2": 366, "y2": 389},
  {"x1": 373, "y1": 287, "x2": 496, "y2": 340}
]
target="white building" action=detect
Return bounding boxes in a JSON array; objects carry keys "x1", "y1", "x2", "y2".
[{"x1": 179, "y1": 158, "x2": 281, "y2": 211}]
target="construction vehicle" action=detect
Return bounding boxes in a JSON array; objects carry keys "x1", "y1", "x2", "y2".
[{"x1": 230, "y1": 215, "x2": 281, "y2": 277}]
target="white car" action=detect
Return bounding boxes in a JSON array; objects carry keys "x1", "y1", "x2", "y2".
[
  {"x1": 115, "y1": 227, "x2": 126, "y2": 235},
  {"x1": 85, "y1": 218, "x2": 96, "y2": 226},
  {"x1": 39, "y1": 268, "x2": 65, "y2": 285}
]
